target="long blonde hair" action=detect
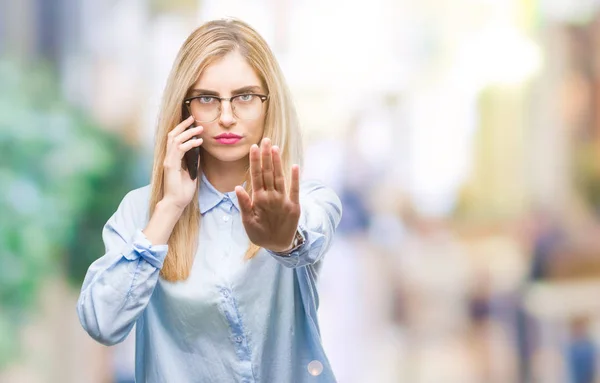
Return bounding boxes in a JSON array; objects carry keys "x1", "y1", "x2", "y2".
[{"x1": 149, "y1": 18, "x2": 303, "y2": 282}]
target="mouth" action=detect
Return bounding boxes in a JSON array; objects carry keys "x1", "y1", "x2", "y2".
[{"x1": 214, "y1": 133, "x2": 242, "y2": 145}]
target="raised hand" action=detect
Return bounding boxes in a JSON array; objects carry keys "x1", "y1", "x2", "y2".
[
  {"x1": 162, "y1": 116, "x2": 204, "y2": 210},
  {"x1": 235, "y1": 138, "x2": 300, "y2": 252}
]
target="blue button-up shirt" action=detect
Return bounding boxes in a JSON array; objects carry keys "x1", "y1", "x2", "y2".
[{"x1": 77, "y1": 174, "x2": 342, "y2": 382}]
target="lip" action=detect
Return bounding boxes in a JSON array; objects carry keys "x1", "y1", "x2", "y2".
[
  {"x1": 214, "y1": 133, "x2": 242, "y2": 139},
  {"x1": 214, "y1": 133, "x2": 242, "y2": 145}
]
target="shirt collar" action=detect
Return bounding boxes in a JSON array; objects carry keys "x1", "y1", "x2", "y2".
[{"x1": 198, "y1": 173, "x2": 241, "y2": 214}]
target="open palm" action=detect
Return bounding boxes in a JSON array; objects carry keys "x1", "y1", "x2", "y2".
[{"x1": 235, "y1": 138, "x2": 300, "y2": 253}]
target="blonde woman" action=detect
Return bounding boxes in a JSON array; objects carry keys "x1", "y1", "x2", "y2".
[{"x1": 77, "y1": 18, "x2": 342, "y2": 383}]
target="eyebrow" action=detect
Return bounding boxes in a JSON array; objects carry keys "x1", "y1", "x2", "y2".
[{"x1": 189, "y1": 86, "x2": 263, "y2": 96}]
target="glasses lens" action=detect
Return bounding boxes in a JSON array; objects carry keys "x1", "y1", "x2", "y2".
[
  {"x1": 232, "y1": 95, "x2": 263, "y2": 120},
  {"x1": 189, "y1": 97, "x2": 220, "y2": 122}
]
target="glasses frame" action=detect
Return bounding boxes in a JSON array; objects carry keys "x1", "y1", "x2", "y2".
[{"x1": 183, "y1": 93, "x2": 269, "y2": 123}]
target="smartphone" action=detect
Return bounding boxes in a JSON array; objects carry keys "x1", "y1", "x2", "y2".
[{"x1": 182, "y1": 108, "x2": 200, "y2": 180}]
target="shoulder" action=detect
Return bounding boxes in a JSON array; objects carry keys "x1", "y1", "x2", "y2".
[
  {"x1": 122, "y1": 184, "x2": 152, "y2": 205},
  {"x1": 115, "y1": 184, "x2": 153, "y2": 224},
  {"x1": 103, "y1": 184, "x2": 152, "y2": 235}
]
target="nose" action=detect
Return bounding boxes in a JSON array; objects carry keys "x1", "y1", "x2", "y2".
[{"x1": 219, "y1": 100, "x2": 235, "y2": 127}]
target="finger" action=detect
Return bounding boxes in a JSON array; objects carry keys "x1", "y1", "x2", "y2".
[
  {"x1": 261, "y1": 138, "x2": 274, "y2": 190},
  {"x1": 168, "y1": 115, "x2": 194, "y2": 141},
  {"x1": 289, "y1": 164, "x2": 300, "y2": 204},
  {"x1": 272, "y1": 146, "x2": 285, "y2": 192},
  {"x1": 164, "y1": 130, "x2": 200, "y2": 170},
  {"x1": 235, "y1": 186, "x2": 253, "y2": 217},
  {"x1": 166, "y1": 128, "x2": 202, "y2": 166},
  {"x1": 249, "y1": 144, "x2": 263, "y2": 191},
  {"x1": 178, "y1": 137, "x2": 203, "y2": 153},
  {"x1": 175, "y1": 125, "x2": 203, "y2": 144}
]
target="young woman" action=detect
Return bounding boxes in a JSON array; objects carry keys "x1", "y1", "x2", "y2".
[{"x1": 77, "y1": 18, "x2": 342, "y2": 383}]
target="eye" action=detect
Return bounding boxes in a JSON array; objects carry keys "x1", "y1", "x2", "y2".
[
  {"x1": 237, "y1": 94, "x2": 254, "y2": 102},
  {"x1": 198, "y1": 96, "x2": 217, "y2": 104}
]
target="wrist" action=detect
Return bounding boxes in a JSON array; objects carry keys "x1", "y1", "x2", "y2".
[
  {"x1": 152, "y1": 198, "x2": 185, "y2": 230},
  {"x1": 158, "y1": 197, "x2": 186, "y2": 216},
  {"x1": 268, "y1": 241, "x2": 295, "y2": 254},
  {"x1": 143, "y1": 199, "x2": 184, "y2": 246},
  {"x1": 268, "y1": 229, "x2": 305, "y2": 254}
]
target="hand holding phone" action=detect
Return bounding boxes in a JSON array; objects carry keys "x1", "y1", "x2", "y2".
[
  {"x1": 181, "y1": 109, "x2": 201, "y2": 180},
  {"x1": 161, "y1": 116, "x2": 203, "y2": 210}
]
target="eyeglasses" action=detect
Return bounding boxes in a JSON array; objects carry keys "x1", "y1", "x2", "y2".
[{"x1": 183, "y1": 93, "x2": 269, "y2": 123}]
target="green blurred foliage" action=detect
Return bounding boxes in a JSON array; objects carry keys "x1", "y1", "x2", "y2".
[
  {"x1": 0, "y1": 59, "x2": 139, "y2": 367},
  {"x1": 574, "y1": 142, "x2": 600, "y2": 213}
]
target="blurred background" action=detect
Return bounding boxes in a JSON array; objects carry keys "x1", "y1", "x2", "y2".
[{"x1": 3, "y1": 0, "x2": 600, "y2": 382}]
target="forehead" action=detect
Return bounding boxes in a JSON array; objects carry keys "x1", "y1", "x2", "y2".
[{"x1": 194, "y1": 50, "x2": 263, "y2": 91}]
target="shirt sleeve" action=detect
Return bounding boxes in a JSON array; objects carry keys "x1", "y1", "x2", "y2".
[
  {"x1": 76, "y1": 190, "x2": 167, "y2": 346},
  {"x1": 266, "y1": 180, "x2": 342, "y2": 268}
]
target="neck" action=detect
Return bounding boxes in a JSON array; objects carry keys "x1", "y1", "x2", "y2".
[{"x1": 201, "y1": 152, "x2": 248, "y2": 193}]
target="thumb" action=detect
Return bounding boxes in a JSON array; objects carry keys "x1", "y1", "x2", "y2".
[{"x1": 235, "y1": 186, "x2": 252, "y2": 216}]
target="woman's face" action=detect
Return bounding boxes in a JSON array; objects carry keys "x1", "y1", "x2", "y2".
[{"x1": 190, "y1": 50, "x2": 267, "y2": 165}]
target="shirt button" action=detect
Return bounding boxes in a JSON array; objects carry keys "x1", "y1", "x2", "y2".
[
  {"x1": 222, "y1": 290, "x2": 230, "y2": 298},
  {"x1": 223, "y1": 215, "x2": 230, "y2": 222},
  {"x1": 234, "y1": 336, "x2": 243, "y2": 343}
]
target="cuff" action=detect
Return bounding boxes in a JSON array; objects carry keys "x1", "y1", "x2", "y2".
[
  {"x1": 266, "y1": 224, "x2": 320, "y2": 268},
  {"x1": 122, "y1": 229, "x2": 169, "y2": 269},
  {"x1": 271, "y1": 227, "x2": 306, "y2": 256}
]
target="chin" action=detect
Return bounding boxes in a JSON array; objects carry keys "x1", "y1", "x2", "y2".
[{"x1": 204, "y1": 146, "x2": 250, "y2": 163}]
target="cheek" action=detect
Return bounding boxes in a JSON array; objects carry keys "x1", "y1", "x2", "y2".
[
  {"x1": 197, "y1": 122, "x2": 217, "y2": 137},
  {"x1": 247, "y1": 120, "x2": 265, "y2": 141}
]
